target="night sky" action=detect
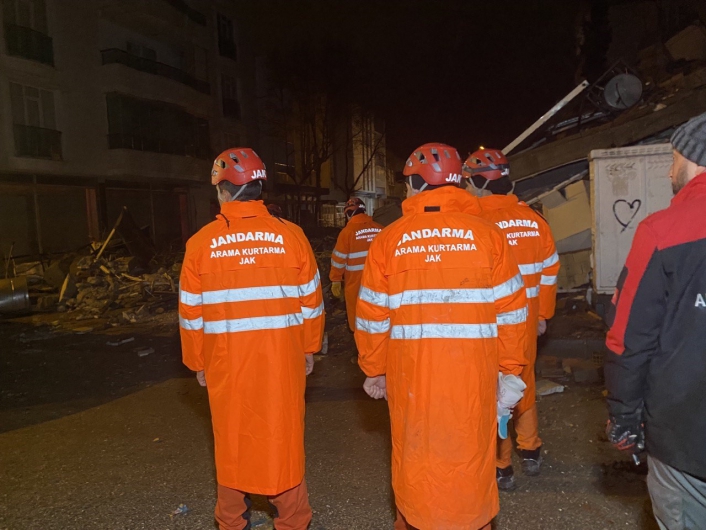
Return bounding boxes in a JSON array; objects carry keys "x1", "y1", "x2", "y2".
[{"x1": 248, "y1": 0, "x2": 580, "y2": 157}]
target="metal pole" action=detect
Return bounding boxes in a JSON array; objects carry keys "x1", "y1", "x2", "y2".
[
  {"x1": 503, "y1": 80, "x2": 590, "y2": 156},
  {"x1": 32, "y1": 175, "x2": 44, "y2": 255}
]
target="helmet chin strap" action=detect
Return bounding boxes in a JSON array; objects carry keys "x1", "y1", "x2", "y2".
[
  {"x1": 231, "y1": 180, "x2": 262, "y2": 201},
  {"x1": 408, "y1": 176, "x2": 428, "y2": 192}
]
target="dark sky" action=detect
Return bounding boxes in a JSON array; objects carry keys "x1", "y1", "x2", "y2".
[{"x1": 248, "y1": 0, "x2": 581, "y2": 158}]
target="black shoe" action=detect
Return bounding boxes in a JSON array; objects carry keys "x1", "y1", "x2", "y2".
[
  {"x1": 496, "y1": 465, "x2": 516, "y2": 491},
  {"x1": 519, "y1": 447, "x2": 543, "y2": 476}
]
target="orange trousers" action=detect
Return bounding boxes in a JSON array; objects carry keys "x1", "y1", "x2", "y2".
[
  {"x1": 496, "y1": 403, "x2": 541, "y2": 468},
  {"x1": 394, "y1": 509, "x2": 491, "y2": 530},
  {"x1": 215, "y1": 480, "x2": 312, "y2": 530}
]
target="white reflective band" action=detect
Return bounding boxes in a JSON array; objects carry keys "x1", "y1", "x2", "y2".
[
  {"x1": 359, "y1": 287, "x2": 389, "y2": 308},
  {"x1": 333, "y1": 249, "x2": 348, "y2": 259},
  {"x1": 356, "y1": 317, "x2": 390, "y2": 334},
  {"x1": 299, "y1": 270, "x2": 321, "y2": 297},
  {"x1": 179, "y1": 316, "x2": 203, "y2": 331},
  {"x1": 543, "y1": 252, "x2": 559, "y2": 268},
  {"x1": 204, "y1": 313, "x2": 303, "y2": 334},
  {"x1": 331, "y1": 260, "x2": 345, "y2": 269},
  {"x1": 390, "y1": 323, "x2": 498, "y2": 340},
  {"x1": 346, "y1": 264, "x2": 365, "y2": 272},
  {"x1": 541, "y1": 275, "x2": 558, "y2": 286},
  {"x1": 497, "y1": 306, "x2": 528, "y2": 325},
  {"x1": 389, "y1": 288, "x2": 493, "y2": 310},
  {"x1": 203, "y1": 285, "x2": 298, "y2": 304},
  {"x1": 493, "y1": 273, "x2": 523, "y2": 300},
  {"x1": 180, "y1": 289, "x2": 203, "y2": 306},
  {"x1": 302, "y1": 302, "x2": 324, "y2": 319},
  {"x1": 518, "y1": 262, "x2": 543, "y2": 275},
  {"x1": 526, "y1": 286, "x2": 540, "y2": 298},
  {"x1": 348, "y1": 250, "x2": 369, "y2": 259}
]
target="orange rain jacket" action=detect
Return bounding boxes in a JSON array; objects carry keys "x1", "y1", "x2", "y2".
[
  {"x1": 330, "y1": 213, "x2": 383, "y2": 330},
  {"x1": 355, "y1": 186, "x2": 528, "y2": 530},
  {"x1": 477, "y1": 194, "x2": 559, "y2": 412},
  {"x1": 179, "y1": 200, "x2": 324, "y2": 495}
]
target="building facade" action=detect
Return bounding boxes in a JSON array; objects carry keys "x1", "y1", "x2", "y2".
[{"x1": 0, "y1": 0, "x2": 258, "y2": 257}]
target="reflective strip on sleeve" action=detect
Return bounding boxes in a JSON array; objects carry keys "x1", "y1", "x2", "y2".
[
  {"x1": 203, "y1": 285, "x2": 299, "y2": 304},
  {"x1": 346, "y1": 264, "x2": 365, "y2": 272},
  {"x1": 388, "y1": 288, "x2": 493, "y2": 310},
  {"x1": 518, "y1": 262, "x2": 543, "y2": 275},
  {"x1": 299, "y1": 270, "x2": 321, "y2": 296},
  {"x1": 359, "y1": 287, "x2": 389, "y2": 308},
  {"x1": 541, "y1": 275, "x2": 558, "y2": 286},
  {"x1": 543, "y1": 252, "x2": 559, "y2": 268},
  {"x1": 204, "y1": 313, "x2": 303, "y2": 334},
  {"x1": 356, "y1": 317, "x2": 390, "y2": 334},
  {"x1": 497, "y1": 306, "x2": 528, "y2": 326},
  {"x1": 179, "y1": 316, "x2": 203, "y2": 331},
  {"x1": 526, "y1": 286, "x2": 540, "y2": 298},
  {"x1": 390, "y1": 323, "x2": 498, "y2": 340},
  {"x1": 180, "y1": 289, "x2": 203, "y2": 306},
  {"x1": 302, "y1": 302, "x2": 325, "y2": 319},
  {"x1": 493, "y1": 273, "x2": 524, "y2": 300},
  {"x1": 333, "y1": 249, "x2": 348, "y2": 259},
  {"x1": 331, "y1": 260, "x2": 346, "y2": 269},
  {"x1": 348, "y1": 250, "x2": 369, "y2": 259}
]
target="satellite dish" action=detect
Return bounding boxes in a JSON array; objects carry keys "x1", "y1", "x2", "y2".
[{"x1": 604, "y1": 73, "x2": 643, "y2": 110}]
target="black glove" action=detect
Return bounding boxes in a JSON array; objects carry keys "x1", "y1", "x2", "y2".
[{"x1": 606, "y1": 412, "x2": 645, "y2": 452}]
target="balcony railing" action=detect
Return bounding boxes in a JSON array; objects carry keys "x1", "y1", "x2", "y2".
[
  {"x1": 4, "y1": 23, "x2": 54, "y2": 65},
  {"x1": 107, "y1": 133, "x2": 211, "y2": 160},
  {"x1": 222, "y1": 98, "x2": 241, "y2": 119},
  {"x1": 101, "y1": 49, "x2": 210, "y2": 94},
  {"x1": 218, "y1": 39, "x2": 237, "y2": 61},
  {"x1": 14, "y1": 124, "x2": 62, "y2": 159}
]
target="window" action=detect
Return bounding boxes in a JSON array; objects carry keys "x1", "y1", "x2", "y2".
[
  {"x1": 217, "y1": 13, "x2": 237, "y2": 60},
  {"x1": 221, "y1": 74, "x2": 240, "y2": 119},
  {"x1": 3, "y1": 0, "x2": 53, "y2": 65},
  {"x1": 10, "y1": 82, "x2": 61, "y2": 158},
  {"x1": 106, "y1": 93, "x2": 211, "y2": 159}
]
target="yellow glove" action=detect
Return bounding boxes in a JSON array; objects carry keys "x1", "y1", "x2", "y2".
[{"x1": 331, "y1": 281, "x2": 343, "y2": 299}]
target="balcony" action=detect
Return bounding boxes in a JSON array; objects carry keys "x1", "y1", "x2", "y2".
[
  {"x1": 222, "y1": 98, "x2": 241, "y2": 119},
  {"x1": 101, "y1": 49, "x2": 210, "y2": 94},
  {"x1": 108, "y1": 133, "x2": 211, "y2": 160},
  {"x1": 4, "y1": 23, "x2": 54, "y2": 66},
  {"x1": 161, "y1": 0, "x2": 206, "y2": 26},
  {"x1": 14, "y1": 124, "x2": 62, "y2": 159}
]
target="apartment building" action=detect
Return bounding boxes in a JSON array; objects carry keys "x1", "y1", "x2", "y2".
[{"x1": 0, "y1": 0, "x2": 258, "y2": 257}]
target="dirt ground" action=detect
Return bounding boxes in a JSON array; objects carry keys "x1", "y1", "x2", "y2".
[{"x1": 0, "y1": 307, "x2": 658, "y2": 530}]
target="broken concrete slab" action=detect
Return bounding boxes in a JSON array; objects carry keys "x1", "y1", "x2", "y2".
[
  {"x1": 562, "y1": 358, "x2": 603, "y2": 384},
  {"x1": 536, "y1": 379, "x2": 565, "y2": 396}
]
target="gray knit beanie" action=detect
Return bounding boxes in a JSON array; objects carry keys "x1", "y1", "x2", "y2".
[{"x1": 671, "y1": 112, "x2": 706, "y2": 167}]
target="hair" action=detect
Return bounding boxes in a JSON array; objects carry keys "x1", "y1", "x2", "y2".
[
  {"x1": 217, "y1": 180, "x2": 263, "y2": 201},
  {"x1": 470, "y1": 175, "x2": 513, "y2": 195},
  {"x1": 407, "y1": 174, "x2": 454, "y2": 191}
]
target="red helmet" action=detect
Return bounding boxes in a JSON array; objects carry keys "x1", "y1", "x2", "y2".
[
  {"x1": 462, "y1": 148, "x2": 509, "y2": 181},
  {"x1": 402, "y1": 143, "x2": 463, "y2": 186},
  {"x1": 344, "y1": 197, "x2": 365, "y2": 218},
  {"x1": 211, "y1": 147, "x2": 267, "y2": 186}
]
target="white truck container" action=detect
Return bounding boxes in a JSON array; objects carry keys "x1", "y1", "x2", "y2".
[{"x1": 590, "y1": 144, "x2": 673, "y2": 294}]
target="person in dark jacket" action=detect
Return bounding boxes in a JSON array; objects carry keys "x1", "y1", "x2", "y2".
[{"x1": 605, "y1": 111, "x2": 706, "y2": 530}]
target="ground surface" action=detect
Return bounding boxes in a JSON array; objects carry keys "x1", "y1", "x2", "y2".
[{"x1": 0, "y1": 309, "x2": 657, "y2": 530}]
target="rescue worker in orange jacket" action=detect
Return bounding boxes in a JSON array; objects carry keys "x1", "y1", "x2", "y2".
[
  {"x1": 355, "y1": 143, "x2": 529, "y2": 530},
  {"x1": 330, "y1": 197, "x2": 383, "y2": 331},
  {"x1": 463, "y1": 147, "x2": 560, "y2": 490},
  {"x1": 179, "y1": 148, "x2": 325, "y2": 530}
]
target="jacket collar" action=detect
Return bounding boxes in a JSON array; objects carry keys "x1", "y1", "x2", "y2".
[
  {"x1": 402, "y1": 186, "x2": 482, "y2": 216},
  {"x1": 348, "y1": 213, "x2": 371, "y2": 225},
  {"x1": 479, "y1": 193, "x2": 520, "y2": 210},
  {"x1": 672, "y1": 172, "x2": 706, "y2": 206},
  {"x1": 219, "y1": 200, "x2": 269, "y2": 219}
]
